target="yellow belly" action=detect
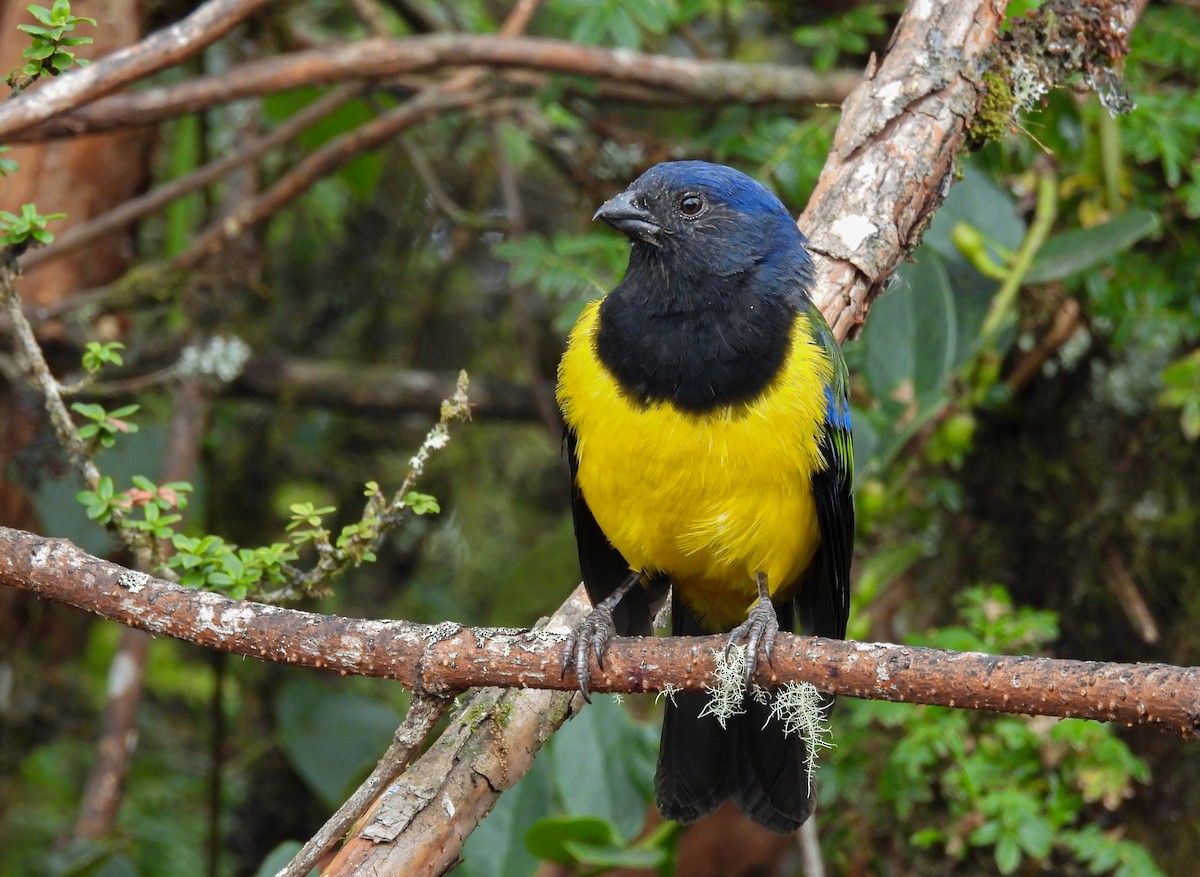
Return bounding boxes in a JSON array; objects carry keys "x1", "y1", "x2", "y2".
[{"x1": 557, "y1": 299, "x2": 833, "y2": 631}]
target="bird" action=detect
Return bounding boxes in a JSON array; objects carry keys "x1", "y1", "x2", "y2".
[{"x1": 555, "y1": 160, "x2": 854, "y2": 833}]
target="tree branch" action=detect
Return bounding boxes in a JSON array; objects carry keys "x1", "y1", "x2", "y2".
[
  {"x1": 2, "y1": 36, "x2": 859, "y2": 142},
  {"x1": 802, "y1": 0, "x2": 1144, "y2": 341},
  {"x1": 278, "y1": 693, "x2": 454, "y2": 877},
  {"x1": 174, "y1": 85, "x2": 487, "y2": 269},
  {"x1": 19, "y1": 84, "x2": 366, "y2": 271},
  {"x1": 233, "y1": 357, "x2": 541, "y2": 420},
  {"x1": 2, "y1": 527, "x2": 1197, "y2": 737},
  {"x1": 801, "y1": 0, "x2": 1005, "y2": 341},
  {"x1": 0, "y1": 0, "x2": 270, "y2": 140}
]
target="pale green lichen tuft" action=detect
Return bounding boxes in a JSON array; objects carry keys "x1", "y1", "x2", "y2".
[
  {"x1": 770, "y1": 682, "x2": 835, "y2": 794},
  {"x1": 698, "y1": 646, "x2": 748, "y2": 728},
  {"x1": 655, "y1": 682, "x2": 681, "y2": 707}
]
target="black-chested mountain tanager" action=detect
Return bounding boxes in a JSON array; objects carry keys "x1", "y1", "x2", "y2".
[{"x1": 556, "y1": 161, "x2": 854, "y2": 833}]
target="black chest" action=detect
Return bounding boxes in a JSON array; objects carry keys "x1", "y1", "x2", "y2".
[{"x1": 594, "y1": 281, "x2": 797, "y2": 413}]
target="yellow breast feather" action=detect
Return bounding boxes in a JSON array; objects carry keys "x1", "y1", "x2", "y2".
[{"x1": 557, "y1": 298, "x2": 833, "y2": 630}]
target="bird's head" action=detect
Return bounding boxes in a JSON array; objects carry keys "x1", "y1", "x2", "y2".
[{"x1": 593, "y1": 161, "x2": 810, "y2": 283}]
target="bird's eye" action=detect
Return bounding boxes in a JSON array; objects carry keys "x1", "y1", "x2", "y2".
[{"x1": 679, "y1": 194, "x2": 704, "y2": 217}]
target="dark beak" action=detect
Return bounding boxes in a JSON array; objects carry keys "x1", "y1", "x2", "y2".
[{"x1": 593, "y1": 190, "x2": 662, "y2": 243}]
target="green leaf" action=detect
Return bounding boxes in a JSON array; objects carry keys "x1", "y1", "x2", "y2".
[
  {"x1": 21, "y1": 38, "x2": 55, "y2": 58},
  {"x1": 70, "y1": 401, "x2": 105, "y2": 421},
  {"x1": 547, "y1": 696, "x2": 654, "y2": 839},
  {"x1": 1015, "y1": 812, "x2": 1054, "y2": 858},
  {"x1": 252, "y1": 842, "x2": 312, "y2": 877},
  {"x1": 525, "y1": 815, "x2": 620, "y2": 866},
  {"x1": 1026, "y1": 210, "x2": 1161, "y2": 283},
  {"x1": 28, "y1": 5, "x2": 57, "y2": 26},
  {"x1": 563, "y1": 839, "x2": 667, "y2": 868},
  {"x1": 995, "y1": 834, "x2": 1022, "y2": 874},
  {"x1": 862, "y1": 251, "x2": 960, "y2": 412},
  {"x1": 926, "y1": 166, "x2": 1026, "y2": 262},
  {"x1": 404, "y1": 491, "x2": 440, "y2": 515}
]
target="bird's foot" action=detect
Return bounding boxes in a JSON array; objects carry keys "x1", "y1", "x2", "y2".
[
  {"x1": 725, "y1": 572, "x2": 778, "y2": 687},
  {"x1": 562, "y1": 604, "x2": 617, "y2": 703},
  {"x1": 562, "y1": 570, "x2": 642, "y2": 702}
]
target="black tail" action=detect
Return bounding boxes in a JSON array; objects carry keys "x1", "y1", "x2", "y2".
[{"x1": 653, "y1": 594, "x2": 815, "y2": 833}]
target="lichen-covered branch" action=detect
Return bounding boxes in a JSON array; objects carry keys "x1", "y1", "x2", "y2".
[
  {"x1": 2, "y1": 526, "x2": 1197, "y2": 737},
  {"x1": 802, "y1": 0, "x2": 1143, "y2": 342},
  {"x1": 1, "y1": 254, "x2": 103, "y2": 490}
]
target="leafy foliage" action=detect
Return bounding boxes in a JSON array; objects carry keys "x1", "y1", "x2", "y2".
[
  {"x1": 826, "y1": 587, "x2": 1161, "y2": 877},
  {"x1": 0, "y1": 202, "x2": 65, "y2": 247},
  {"x1": 169, "y1": 534, "x2": 297, "y2": 597},
  {"x1": 70, "y1": 401, "x2": 140, "y2": 451},
  {"x1": 5, "y1": 0, "x2": 95, "y2": 92}
]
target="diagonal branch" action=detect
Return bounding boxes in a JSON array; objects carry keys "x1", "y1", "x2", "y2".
[
  {"x1": 0, "y1": 0, "x2": 270, "y2": 139},
  {"x1": 2, "y1": 526, "x2": 1197, "y2": 737},
  {"x1": 801, "y1": 0, "x2": 1006, "y2": 341}
]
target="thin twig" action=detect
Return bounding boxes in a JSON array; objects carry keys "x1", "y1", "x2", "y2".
[
  {"x1": 346, "y1": 0, "x2": 394, "y2": 38},
  {"x1": 176, "y1": 85, "x2": 487, "y2": 268},
  {"x1": 399, "y1": 136, "x2": 504, "y2": 229},
  {"x1": 21, "y1": 84, "x2": 366, "y2": 271},
  {"x1": 490, "y1": 117, "x2": 561, "y2": 435},
  {"x1": 276, "y1": 694, "x2": 454, "y2": 877},
  {"x1": 0, "y1": 256, "x2": 102, "y2": 490}
]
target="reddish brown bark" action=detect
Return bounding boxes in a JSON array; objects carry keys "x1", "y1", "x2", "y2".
[
  {"x1": 802, "y1": 0, "x2": 1008, "y2": 341},
  {"x1": 2, "y1": 527, "x2": 1197, "y2": 737}
]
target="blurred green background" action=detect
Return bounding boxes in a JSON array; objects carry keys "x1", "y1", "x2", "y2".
[{"x1": 2, "y1": 1, "x2": 1198, "y2": 875}]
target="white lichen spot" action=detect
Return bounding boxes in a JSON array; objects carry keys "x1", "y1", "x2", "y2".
[
  {"x1": 874, "y1": 78, "x2": 906, "y2": 109},
  {"x1": 442, "y1": 792, "x2": 456, "y2": 818},
  {"x1": 422, "y1": 621, "x2": 463, "y2": 642},
  {"x1": 198, "y1": 602, "x2": 258, "y2": 637},
  {"x1": 909, "y1": 0, "x2": 934, "y2": 19},
  {"x1": 177, "y1": 335, "x2": 251, "y2": 383},
  {"x1": 829, "y1": 214, "x2": 879, "y2": 252},
  {"x1": 118, "y1": 570, "x2": 150, "y2": 593},
  {"x1": 611, "y1": 48, "x2": 638, "y2": 68},
  {"x1": 408, "y1": 423, "x2": 451, "y2": 474}
]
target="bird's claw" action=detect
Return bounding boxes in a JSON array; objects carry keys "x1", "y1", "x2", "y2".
[
  {"x1": 726, "y1": 597, "x2": 779, "y2": 687},
  {"x1": 562, "y1": 605, "x2": 616, "y2": 702}
]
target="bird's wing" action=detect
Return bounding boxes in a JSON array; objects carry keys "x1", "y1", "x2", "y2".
[
  {"x1": 565, "y1": 427, "x2": 661, "y2": 636},
  {"x1": 797, "y1": 302, "x2": 854, "y2": 640}
]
